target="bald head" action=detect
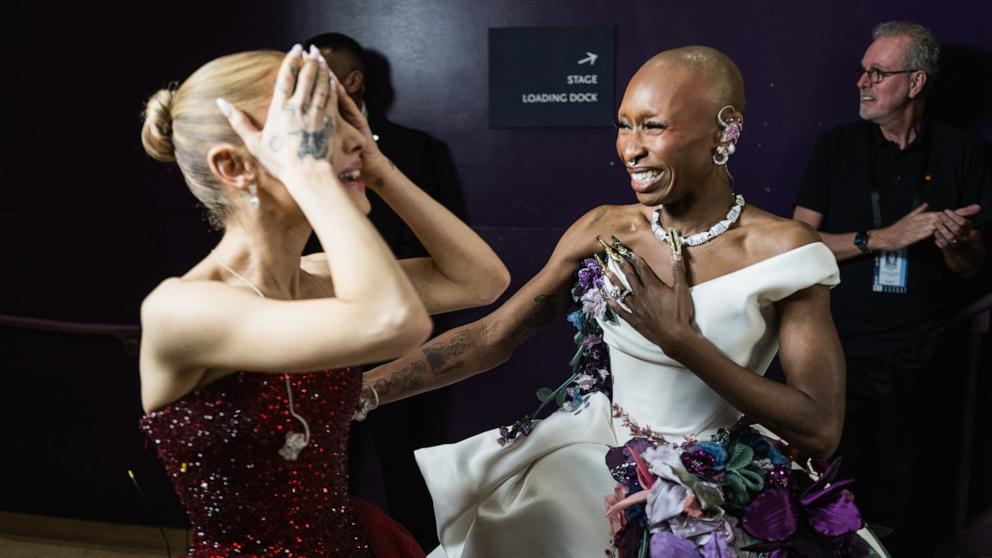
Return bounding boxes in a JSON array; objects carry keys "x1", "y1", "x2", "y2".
[{"x1": 639, "y1": 46, "x2": 745, "y2": 114}]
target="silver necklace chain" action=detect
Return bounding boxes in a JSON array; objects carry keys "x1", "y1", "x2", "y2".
[
  {"x1": 211, "y1": 252, "x2": 311, "y2": 461},
  {"x1": 651, "y1": 194, "x2": 745, "y2": 248}
]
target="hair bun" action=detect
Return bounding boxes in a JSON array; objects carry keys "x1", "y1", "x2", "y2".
[{"x1": 141, "y1": 88, "x2": 177, "y2": 162}]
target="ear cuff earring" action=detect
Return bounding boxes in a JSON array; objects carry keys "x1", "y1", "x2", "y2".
[{"x1": 713, "y1": 105, "x2": 742, "y2": 166}]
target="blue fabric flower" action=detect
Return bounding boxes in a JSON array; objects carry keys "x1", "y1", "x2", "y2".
[
  {"x1": 566, "y1": 310, "x2": 584, "y2": 330},
  {"x1": 698, "y1": 442, "x2": 728, "y2": 472}
]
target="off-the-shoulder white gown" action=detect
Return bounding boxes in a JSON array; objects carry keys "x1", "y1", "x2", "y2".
[{"x1": 416, "y1": 243, "x2": 880, "y2": 557}]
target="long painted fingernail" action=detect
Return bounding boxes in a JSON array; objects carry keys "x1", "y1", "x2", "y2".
[
  {"x1": 216, "y1": 98, "x2": 232, "y2": 117},
  {"x1": 668, "y1": 228, "x2": 683, "y2": 261},
  {"x1": 611, "y1": 235, "x2": 633, "y2": 261},
  {"x1": 290, "y1": 44, "x2": 303, "y2": 56},
  {"x1": 309, "y1": 44, "x2": 319, "y2": 57}
]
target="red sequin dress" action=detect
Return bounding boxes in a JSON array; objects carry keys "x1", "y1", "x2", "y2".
[{"x1": 140, "y1": 369, "x2": 374, "y2": 557}]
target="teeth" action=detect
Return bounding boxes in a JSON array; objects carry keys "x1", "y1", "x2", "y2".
[
  {"x1": 631, "y1": 170, "x2": 661, "y2": 183},
  {"x1": 339, "y1": 169, "x2": 361, "y2": 180}
]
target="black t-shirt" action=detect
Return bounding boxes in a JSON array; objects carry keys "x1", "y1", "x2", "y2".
[{"x1": 795, "y1": 120, "x2": 991, "y2": 355}]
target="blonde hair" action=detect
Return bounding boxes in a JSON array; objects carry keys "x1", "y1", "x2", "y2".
[{"x1": 141, "y1": 50, "x2": 283, "y2": 227}]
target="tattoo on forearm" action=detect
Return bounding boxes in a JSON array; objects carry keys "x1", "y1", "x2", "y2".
[
  {"x1": 296, "y1": 121, "x2": 332, "y2": 161},
  {"x1": 372, "y1": 360, "x2": 429, "y2": 399},
  {"x1": 508, "y1": 294, "x2": 567, "y2": 346},
  {"x1": 423, "y1": 331, "x2": 470, "y2": 376},
  {"x1": 372, "y1": 331, "x2": 471, "y2": 399},
  {"x1": 374, "y1": 178, "x2": 385, "y2": 189}
]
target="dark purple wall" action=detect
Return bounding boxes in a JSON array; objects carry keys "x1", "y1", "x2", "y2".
[{"x1": 2, "y1": 0, "x2": 989, "y2": 532}]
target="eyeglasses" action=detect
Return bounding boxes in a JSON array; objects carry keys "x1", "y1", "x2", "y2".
[{"x1": 856, "y1": 67, "x2": 919, "y2": 84}]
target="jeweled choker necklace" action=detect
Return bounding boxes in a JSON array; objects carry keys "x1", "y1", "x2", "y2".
[{"x1": 651, "y1": 194, "x2": 745, "y2": 247}]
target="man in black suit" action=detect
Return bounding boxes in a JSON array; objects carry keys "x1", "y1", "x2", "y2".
[{"x1": 305, "y1": 32, "x2": 444, "y2": 550}]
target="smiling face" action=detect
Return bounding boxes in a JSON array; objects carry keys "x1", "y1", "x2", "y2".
[
  {"x1": 326, "y1": 95, "x2": 371, "y2": 214},
  {"x1": 615, "y1": 62, "x2": 720, "y2": 207},
  {"x1": 857, "y1": 35, "x2": 920, "y2": 124}
]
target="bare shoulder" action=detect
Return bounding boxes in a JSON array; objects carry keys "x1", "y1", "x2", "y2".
[
  {"x1": 557, "y1": 204, "x2": 644, "y2": 255},
  {"x1": 740, "y1": 206, "x2": 821, "y2": 261},
  {"x1": 141, "y1": 279, "x2": 205, "y2": 344},
  {"x1": 141, "y1": 277, "x2": 189, "y2": 327},
  {"x1": 141, "y1": 277, "x2": 248, "y2": 338}
]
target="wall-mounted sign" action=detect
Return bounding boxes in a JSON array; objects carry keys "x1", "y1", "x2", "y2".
[{"x1": 489, "y1": 26, "x2": 615, "y2": 128}]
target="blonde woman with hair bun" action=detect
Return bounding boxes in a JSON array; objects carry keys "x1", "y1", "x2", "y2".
[{"x1": 137, "y1": 45, "x2": 509, "y2": 557}]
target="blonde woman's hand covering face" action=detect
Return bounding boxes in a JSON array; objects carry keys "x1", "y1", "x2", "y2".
[{"x1": 217, "y1": 45, "x2": 340, "y2": 182}]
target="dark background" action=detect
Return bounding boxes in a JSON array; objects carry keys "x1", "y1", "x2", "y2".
[{"x1": 2, "y1": 0, "x2": 990, "y2": 550}]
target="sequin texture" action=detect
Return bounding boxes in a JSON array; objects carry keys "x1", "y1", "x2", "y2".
[{"x1": 140, "y1": 370, "x2": 371, "y2": 557}]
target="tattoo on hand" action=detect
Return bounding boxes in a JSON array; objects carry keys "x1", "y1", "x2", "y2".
[{"x1": 295, "y1": 121, "x2": 332, "y2": 161}]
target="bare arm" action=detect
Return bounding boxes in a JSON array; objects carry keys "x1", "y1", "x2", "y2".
[
  {"x1": 362, "y1": 209, "x2": 610, "y2": 404},
  {"x1": 605, "y1": 229, "x2": 844, "y2": 457},
  {"x1": 794, "y1": 204, "x2": 985, "y2": 277},
  {"x1": 141, "y1": 49, "x2": 430, "y2": 411},
  {"x1": 338, "y1": 92, "x2": 511, "y2": 314},
  {"x1": 792, "y1": 207, "x2": 863, "y2": 262},
  {"x1": 793, "y1": 204, "x2": 938, "y2": 261},
  {"x1": 665, "y1": 284, "x2": 845, "y2": 457}
]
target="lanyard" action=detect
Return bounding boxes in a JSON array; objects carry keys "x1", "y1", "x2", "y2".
[{"x1": 866, "y1": 124, "x2": 931, "y2": 229}]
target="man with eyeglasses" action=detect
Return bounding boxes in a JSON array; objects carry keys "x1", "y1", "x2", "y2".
[{"x1": 793, "y1": 21, "x2": 990, "y2": 555}]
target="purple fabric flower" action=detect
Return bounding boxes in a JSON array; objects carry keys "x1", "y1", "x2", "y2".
[
  {"x1": 805, "y1": 488, "x2": 862, "y2": 537},
  {"x1": 668, "y1": 513, "x2": 728, "y2": 540},
  {"x1": 650, "y1": 532, "x2": 699, "y2": 558},
  {"x1": 577, "y1": 258, "x2": 603, "y2": 291},
  {"x1": 580, "y1": 289, "x2": 606, "y2": 319},
  {"x1": 682, "y1": 447, "x2": 719, "y2": 478},
  {"x1": 699, "y1": 531, "x2": 736, "y2": 558},
  {"x1": 766, "y1": 464, "x2": 791, "y2": 488},
  {"x1": 582, "y1": 334, "x2": 603, "y2": 349},
  {"x1": 575, "y1": 373, "x2": 598, "y2": 391},
  {"x1": 741, "y1": 488, "x2": 798, "y2": 541}
]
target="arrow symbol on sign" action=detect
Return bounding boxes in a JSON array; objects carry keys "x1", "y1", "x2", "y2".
[{"x1": 578, "y1": 52, "x2": 598, "y2": 65}]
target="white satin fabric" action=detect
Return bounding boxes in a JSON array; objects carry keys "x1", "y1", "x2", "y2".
[{"x1": 416, "y1": 243, "x2": 842, "y2": 558}]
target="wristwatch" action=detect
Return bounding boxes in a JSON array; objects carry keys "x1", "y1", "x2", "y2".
[{"x1": 854, "y1": 231, "x2": 871, "y2": 255}]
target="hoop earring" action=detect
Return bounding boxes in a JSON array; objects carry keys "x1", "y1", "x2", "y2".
[
  {"x1": 248, "y1": 184, "x2": 260, "y2": 209},
  {"x1": 713, "y1": 105, "x2": 742, "y2": 166}
]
